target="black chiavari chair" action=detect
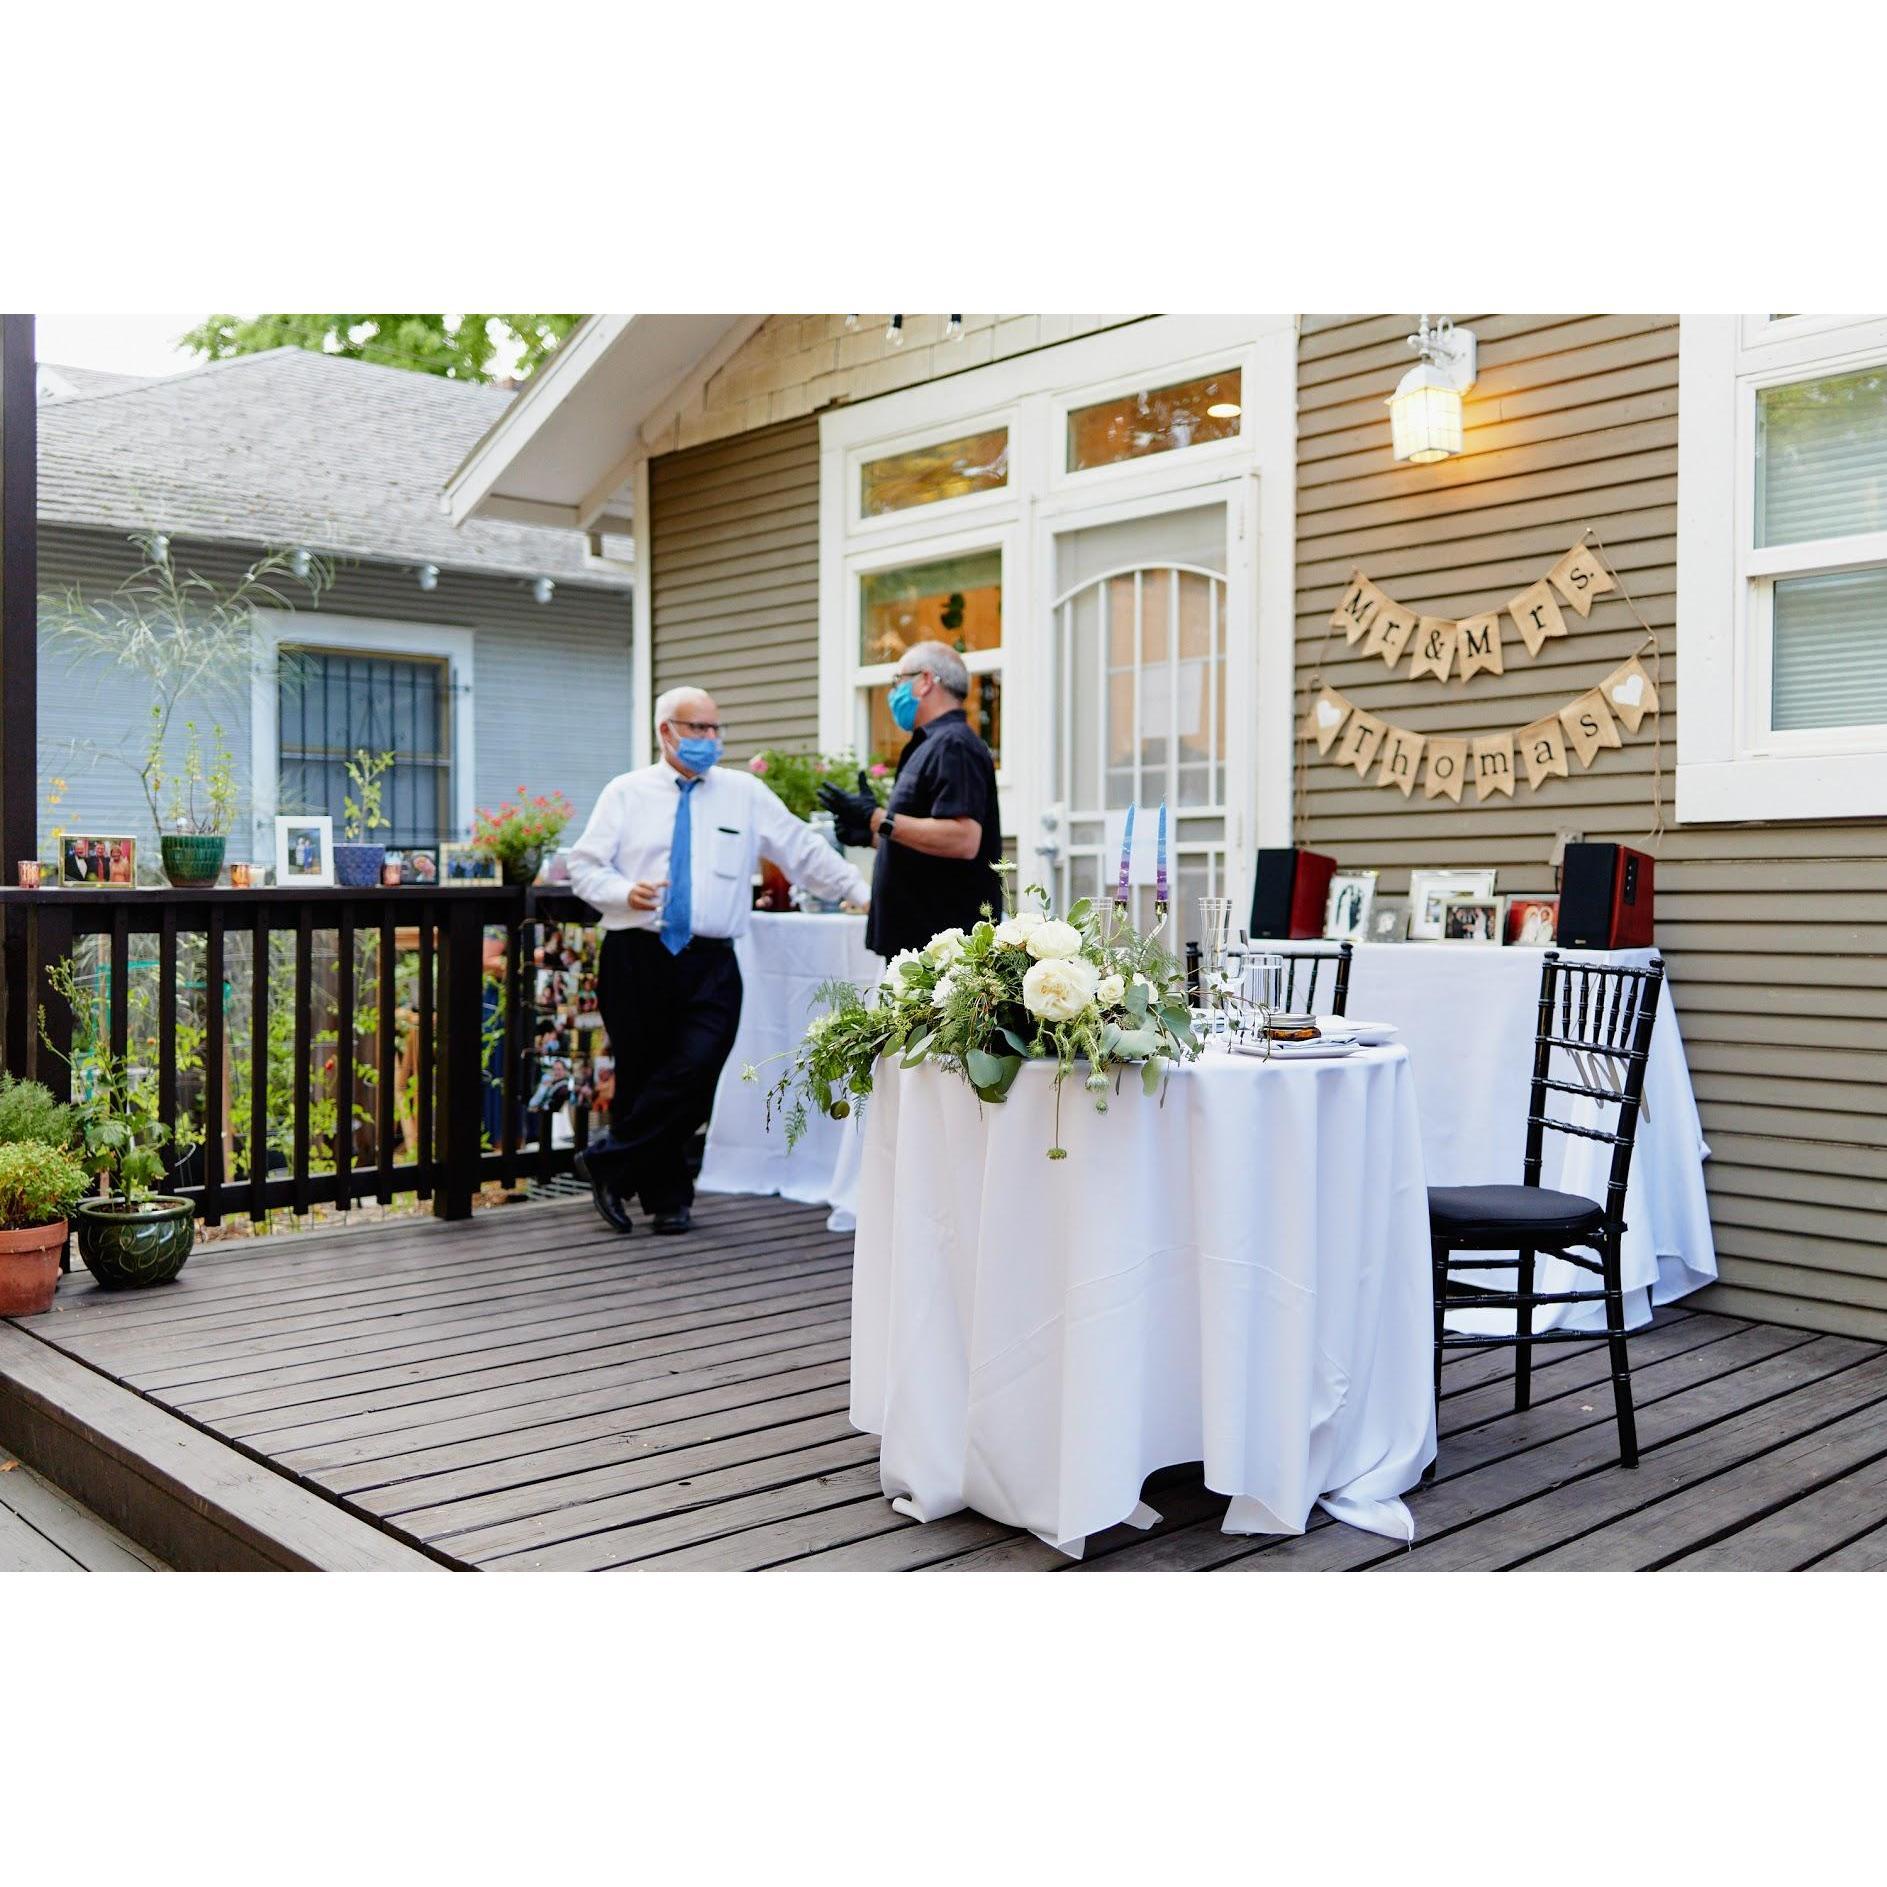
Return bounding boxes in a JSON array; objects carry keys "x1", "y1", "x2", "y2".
[
  {"x1": 1185, "y1": 939, "x2": 1353, "y2": 1015},
  {"x1": 1427, "y1": 950, "x2": 1664, "y2": 1468}
]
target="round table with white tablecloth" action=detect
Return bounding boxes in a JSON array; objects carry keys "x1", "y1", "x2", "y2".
[
  {"x1": 696, "y1": 911, "x2": 877, "y2": 1226},
  {"x1": 850, "y1": 1047, "x2": 1437, "y2": 1557},
  {"x1": 1334, "y1": 942, "x2": 1715, "y2": 1335}
]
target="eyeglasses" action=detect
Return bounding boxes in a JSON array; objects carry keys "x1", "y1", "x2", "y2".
[{"x1": 671, "y1": 717, "x2": 725, "y2": 736}]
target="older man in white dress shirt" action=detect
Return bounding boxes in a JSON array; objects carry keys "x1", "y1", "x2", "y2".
[{"x1": 568, "y1": 685, "x2": 870, "y2": 1235}]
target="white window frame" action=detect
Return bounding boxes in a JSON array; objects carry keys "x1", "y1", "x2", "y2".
[
  {"x1": 818, "y1": 315, "x2": 1296, "y2": 915},
  {"x1": 1678, "y1": 313, "x2": 1887, "y2": 823},
  {"x1": 250, "y1": 609, "x2": 476, "y2": 859}
]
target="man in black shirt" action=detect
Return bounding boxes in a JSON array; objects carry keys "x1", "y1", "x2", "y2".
[{"x1": 820, "y1": 641, "x2": 1001, "y2": 959}]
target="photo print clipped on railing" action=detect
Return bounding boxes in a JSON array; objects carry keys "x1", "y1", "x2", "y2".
[
  {"x1": 1302, "y1": 655, "x2": 1659, "y2": 803},
  {"x1": 1327, "y1": 541, "x2": 1618, "y2": 687}
]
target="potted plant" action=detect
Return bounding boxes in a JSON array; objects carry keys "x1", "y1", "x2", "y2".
[
  {"x1": 746, "y1": 750, "x2": 891, "y2": 906},
  {"x1": 472, "y1": 787, "x2": 575, "y2": 886},
  {"x1": 0, "y1": 1139, "x2": 90, "y2": 1316},
  {"x1": 41, "y1": 960, "x2": 196, "y2": 1288},
  {"x1": 153, "y1": 715, "x2": 240, "y2": 886},
  {"x1": 334, "y1": 747, "x2": 395, "y2": 887}
]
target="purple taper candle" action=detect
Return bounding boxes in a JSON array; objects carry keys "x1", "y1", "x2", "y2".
[
  {"x1": 1155, "y1": 799, "x2": 1168, "y2": 905},
  {"x1": 1116, "y1": 801, "x2": 1135, "y2": 904}
]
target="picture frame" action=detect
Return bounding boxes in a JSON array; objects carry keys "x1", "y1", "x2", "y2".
[
  {"x1": 1442, "y1": 895, "x2": 1505, "y2": 944},
  {"x1": 58, "y1": 833, "x2": 136, "y2": 887},
  {"x1": 1408, "y1": 867, "x2": 1499, "y2": 940},
  {"x1": 1506, "y1": 894, "x2": 1560, "y2": 946},
  {"x1": 274, "y1": 815, "x2": 334, "y2": 888},
  {"x1": 400, "y1": 848, "x2": 439, "y2": 887},
  {"x1": 1322, "y1": 868, "x2": 1378, "y2": 941},
  {"x1": 438, "y1": 842, "x2": 500, "y2": 885},
  {"x1": 1366, "y1": 896, "x2": 1410, "y2": 944}
]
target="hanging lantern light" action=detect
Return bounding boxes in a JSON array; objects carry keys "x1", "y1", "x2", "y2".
[{"x1": 1387, "y1": 315, "x2": 1477, "y2": 464}]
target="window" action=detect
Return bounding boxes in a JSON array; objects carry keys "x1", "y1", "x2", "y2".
[
  {"x1": 861, "y1": 427, "x2": 1008, "y2": 516},
  {"x1": 1677, "y1": 315, "x2": 1887, "y2": 822},
  {"x1": 857, "y1": 551, "x2": 1003, "y2": 765},
  {"x1": 1067, "y1": 368, "x2": 1242, "y2": 472},
  {"x1": 278, "y1": 647, "x2": 453, "y2": 845}
]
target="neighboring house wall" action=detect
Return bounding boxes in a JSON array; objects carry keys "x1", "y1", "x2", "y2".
[
  {"x1": 648, "y1": 417, "x2": 820, "y2": 761},
  {"x1": 1294, "y1": 313, "x2": 1887, "y2": 1341},
  {"x1": 36, "y1": 524, "x2": 634, "y2": 855},
  {"x1": 646, "y1": 315, "x2": 1141, "y2": 458}
]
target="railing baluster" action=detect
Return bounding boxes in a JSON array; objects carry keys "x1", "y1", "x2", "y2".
[
  {"x1": 204, "y1": 908, "x2": 225, "y2": 1226},
  {"x1": 158, "y1": 907, "x2": 178, "y2": 1187},
  {"x1": 108, "y1": 905, "x2": 130, "y2": 1065},
  {"x1": 501, "y1": 915, "x2": 523, "y2": 1189},
  {"x1": 335, "y1": 902, "x2": 354, "y2": 1214},
  {"x1": 250, "y1": 906, "x2": 269, "y2": 1223},
  {"x1": 25, "y1": 905, "x2": 74, "y2": 1097},
  {"x1": 377, "y1": 908, "x2": 395, "y2": 1205},
  {"x1": 292, "y1": 903, "x2": 312, "y2": 1218},
  {"x1": 436, "y1": 895, "x2": 485, "y2": 1220},
  {"x1": 418, "y1": 902, "x2": 435, "y2": 1199}
]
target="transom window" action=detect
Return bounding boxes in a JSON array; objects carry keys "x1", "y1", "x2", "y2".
[
  {"x1": 277, "y1": 647, "x2": 453, "y2": 845},
  {"x1": 1067, "y1": 368, "x2": 1242, "y2": 472},
  {"x1": 861, "y1": 427, "x2": 1008, "y2": 516},
  {"x1": 857, "y1": 551, "x2": 1003, "y2": 765}
]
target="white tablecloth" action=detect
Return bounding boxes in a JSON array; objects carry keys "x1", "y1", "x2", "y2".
[
  {"x1": 851, "y1": 1049, "x2": 1437, "y2": 1555},
  {"x1": 697, "y1": 912, "x2": 877, "y2": 1227},
  {"x1": 1339, "y1": 943, "x2": 1715, "y2": 1334}
]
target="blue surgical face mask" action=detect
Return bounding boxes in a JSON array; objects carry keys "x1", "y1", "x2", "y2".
[
  {"x1": 674, "y1": 734, "x2": 723, "y2": 773},
  {"x1": 888, "y1": 679, "x2": 920, "y2": 733}
]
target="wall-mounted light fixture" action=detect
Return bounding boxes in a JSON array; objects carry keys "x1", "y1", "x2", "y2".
[
  {"x1": 417, "y1": 562, "x2": 440, "y2": 592},
  {"x1": 532, "y1": 576, "x2": 556, "y2": 605},
  {"x1": 1388, "y1": 314, "x2": 1477, "y2": 464}
]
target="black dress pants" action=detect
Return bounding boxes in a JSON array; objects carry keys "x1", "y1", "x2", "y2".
[{"x1": 594, "y1": 929, "x2": 744, "y2": 1215}]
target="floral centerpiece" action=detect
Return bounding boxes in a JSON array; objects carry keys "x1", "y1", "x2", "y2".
[
  {"x1": 473, "y1": 787, "x2": 575, "y2": 886},
  {"x1": 752, "y1": 868, "x2": 1199, "y2": 1158}
]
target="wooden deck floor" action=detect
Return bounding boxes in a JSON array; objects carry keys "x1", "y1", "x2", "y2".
[
  {"x1": 0, "y1": 1457, "x2": 167, "y2": 1570},
  {"x1": 8, "y1": 1193, "x2": 1887, "y2": 1571}
]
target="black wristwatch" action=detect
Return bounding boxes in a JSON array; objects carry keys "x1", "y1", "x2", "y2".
[{"x1": 878, "y1": 811, "x2": 897, "y2": 843}]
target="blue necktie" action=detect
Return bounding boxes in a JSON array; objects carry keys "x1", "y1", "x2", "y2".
[{"x1": 661, "y1": 776, "x2": 699, "y2": 955}]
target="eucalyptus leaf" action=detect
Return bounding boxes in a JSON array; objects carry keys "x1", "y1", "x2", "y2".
[
  {"x1": 966, "y1": 1047, "x2": 1007, "y2": 1089},
  {"x1": 999, "y1": 1026, "x2": 1034, "y2": 1059},
  {"x1": 1141, "y1": 1056, "x2": 1165, "y2": 1097},
  {"x1": 1066, "y1": 897, "x2": 1093, "y2": 926}
]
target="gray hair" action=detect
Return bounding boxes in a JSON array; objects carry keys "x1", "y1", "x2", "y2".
[
  {"x1": 653, "y1": 684, "x2": 713, "y2": 736},
  {"x1": 902, "y1": 640, "x2": 969, "y2": 699}
]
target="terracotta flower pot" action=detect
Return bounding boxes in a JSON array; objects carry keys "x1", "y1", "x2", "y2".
[
  {"x1": 75, "y1": 1196, "x2": 196, "y2": 1289},
  {"x1": 0, "y1": 1219, "x2": 68, "y2": 1317}
]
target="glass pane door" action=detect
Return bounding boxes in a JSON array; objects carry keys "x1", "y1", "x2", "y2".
[{"x1": 1049, "y1": 504, "x2": 1228, "y2": 950}]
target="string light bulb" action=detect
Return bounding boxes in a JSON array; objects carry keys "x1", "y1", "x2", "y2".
[
  {"x1": 417, "y1": 562, "x2": 440, "y2": 591},
  {"x1": 943, "y1": 314, "x2": 963, "y2": 342},
  {"x1": 886, "y1": 315, "x2": 905, "y2": 347},
  {"x1": 843, "y1": 314, "x2": 860, "y2": 330},
  {"x1": 533, "y1": 576, "x2": 555, "y2": 605}
]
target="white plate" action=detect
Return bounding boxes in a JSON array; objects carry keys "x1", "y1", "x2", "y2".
[
  {"x1": 1320, "y1": 1017, "x2": 1399, "y2": 1046},
  {"x1": 1231, "y1": 1038, "x2": 1363, "y2": 1061}
]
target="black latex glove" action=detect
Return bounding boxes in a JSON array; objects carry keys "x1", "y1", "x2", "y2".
[{"x1": 817, "y1": 770, "x2": 879, "y2": 847}]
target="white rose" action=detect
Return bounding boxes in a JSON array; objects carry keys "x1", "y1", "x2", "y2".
[
  {"x1": 931, "y1": 969, "x2": 960, "y2": 1011},
  {"x1": 1024, "y1": 919, "x2": 1083, "y2": 961},
  {"x1": 1096, "y1": 973, "x2": 1125, "y2": 1006},
  {"x1": 1022, "y1": 954, "x2": 1099, "y2": 1023},
  {"x1": 992, "y1": 910, "x2": 1046, "y2": 949},
  {"x1": 923, "y1": 927, "x2": 968, "y2": 966}
]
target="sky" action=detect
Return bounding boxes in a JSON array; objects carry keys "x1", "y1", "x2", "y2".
[{"x1": 34, "y1": 312, "x2": 204, "y2": 378}]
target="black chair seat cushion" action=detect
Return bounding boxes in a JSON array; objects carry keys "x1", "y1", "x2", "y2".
[{"x1": 1428, "y1": 1183, "x2": 1604, "y2": 1241}]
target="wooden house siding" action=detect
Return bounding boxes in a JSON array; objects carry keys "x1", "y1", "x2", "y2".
[
  {"x1": 647, "y1": 416, "x2": 821, "y2": 762},
  {"x1": 1294, "y1": 313, "x2": 1887, "y2": 1341}
]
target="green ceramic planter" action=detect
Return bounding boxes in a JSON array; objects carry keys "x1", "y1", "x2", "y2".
[
  {"x1": 160, "y1": 833, "x2": 227, "y2": 887},
  {"x1": 75, "y1": 1196, "x2": 196, "y2": 1289}
]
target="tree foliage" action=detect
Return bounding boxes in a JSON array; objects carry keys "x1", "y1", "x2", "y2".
[{"x1": 178, "y1": 313, "x2": 584, "y2": 382}]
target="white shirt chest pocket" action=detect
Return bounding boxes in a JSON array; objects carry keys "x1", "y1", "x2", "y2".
[{"x1": 708, "y1": 822, "x2": 748, "y2": 879}]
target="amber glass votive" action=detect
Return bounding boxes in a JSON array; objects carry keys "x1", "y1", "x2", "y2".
[
  {"x1": 17, "y1": 860, "x2": 42, "y2": 889},
  {"x1": 229, "y1": 862, "x2": 253, "y2": 889}
]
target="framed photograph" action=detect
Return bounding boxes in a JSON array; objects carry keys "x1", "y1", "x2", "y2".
[
  {"x1": 400, "y1": 848, "x2": 439, "y2": 887},
  {"x1": 274, "y1": 815, "x2": 334, "y2": 888},
  {"x1": 58, "y1": 834, "x2": 137, "y2": 886},
  {"x1": 1366, "y1": 896, "x2": 1411, "y2": 944},
  {"x1": 1408, "y1": 867, "x2": 1499, "y2": 940},
  {"x1": 1322, "y1": 869, "x2": 1377, "y2": 941},
  {"x1": 1506, "y1": 894, "x2": 1560, "y2": 946},
  {"x1": 1442, "y1": 895, "x2": 1505, "y2": 944},
  {"x1": 438, "y1": 843, "x2": 500, "y2": 885}
]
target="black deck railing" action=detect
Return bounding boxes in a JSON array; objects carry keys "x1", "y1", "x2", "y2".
[{"x1": 0, "y1": 885, "x2": 601, "y2": 1223}]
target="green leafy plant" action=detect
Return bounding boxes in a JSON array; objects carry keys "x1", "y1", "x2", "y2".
[
  {"x1": 342, "y1": 748, "x2": 396, "y2": 842},
  {"x1": 472, "y1": 788, "x2": 573, "y2": 873},
  {"x1": 745, "y1": 750, "x2": 892, "y2": 822},
  {"x1": 39, "y1": 959, "x2": 172, "y2": 1206},
  {"x1": 749, "y1": 868, "x2": 1198, "y2": 1159},
  {"x1": 0, "y1": 1073, "x2": 75, "y2": 1151},
  {"x1": 0, "y1": 1140, "x2": 90, "y2": 1231},
  {"x1": 153, "y1": 716, "x2": 241, "y2": 836}
]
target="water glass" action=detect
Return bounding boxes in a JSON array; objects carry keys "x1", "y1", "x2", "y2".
[{"x1": 1243, "y1": 950, "x2": 1286, "y2": 1013}]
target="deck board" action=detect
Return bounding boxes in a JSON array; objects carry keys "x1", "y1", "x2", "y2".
[
  {"x1": 0, "y1": 1460, "x2": 167, "y2": 1571},
  {"x1": 8, "y1": 1193, "x2": 1886, "y2": 1571}
]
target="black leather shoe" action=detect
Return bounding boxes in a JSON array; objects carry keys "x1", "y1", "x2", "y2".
[
  {"x1": 574, "y1": 1149, "x2": 635, "y2": 1234},
  {"x1": 648, "y1": 1208, "x2": 694, "y2": 1235}
]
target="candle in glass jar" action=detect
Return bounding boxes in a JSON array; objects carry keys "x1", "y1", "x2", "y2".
[
  {"x1": 229, "y1": 862, "x2": 252, "y2": 888},
  {"x1": 17, "y1": 860, "x2": 42, "y2": 889},
  {"x1": 1116, "y1": 802, "x2": 1135, "y2": 904},
  {"x1": 1155, "y1": 800, "x2": 1168, "y2": 906}
]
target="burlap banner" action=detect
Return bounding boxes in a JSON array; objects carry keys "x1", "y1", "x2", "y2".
[
  {"x1": 1327, "y1": 539, "x2": 1618, "y2": 687},
  {"x1": 1300, "y1": 653, "x2": 1660, "y2": 802}
]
